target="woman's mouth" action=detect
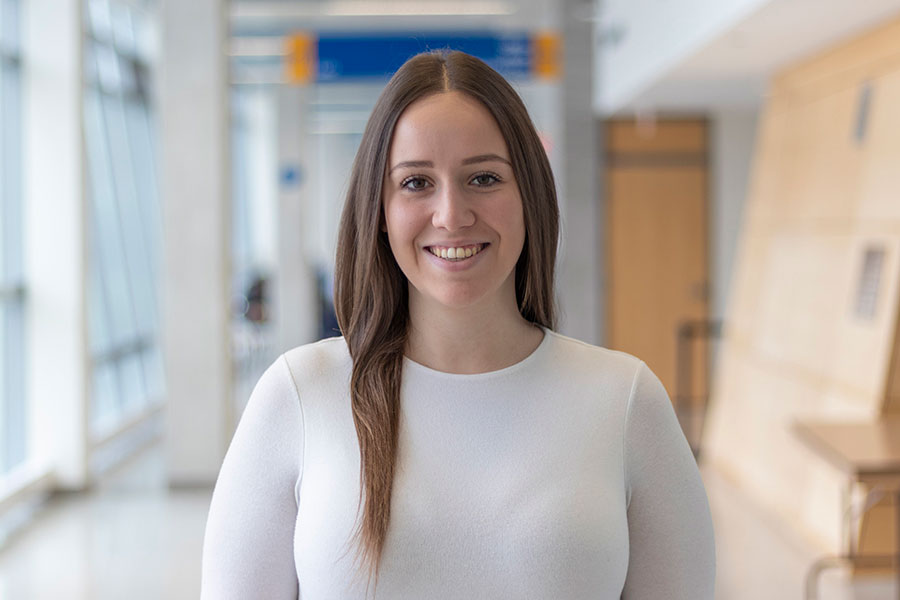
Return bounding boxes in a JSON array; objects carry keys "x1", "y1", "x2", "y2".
[{"x1": 425, "y1": 243, "x2": 488, "y2": 262}]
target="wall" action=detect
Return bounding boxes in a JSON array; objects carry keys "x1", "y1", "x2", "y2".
[
  {"x1": 710, "y1": 109, "x2": 758, "y2": 362},
  {"x1": 702, "y1": 15, "x2": 900, "y2": 554}
]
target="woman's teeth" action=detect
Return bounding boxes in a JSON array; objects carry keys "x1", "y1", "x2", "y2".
[{"x1": 428, "y1": 243, "x2": 485, "y2": 261}]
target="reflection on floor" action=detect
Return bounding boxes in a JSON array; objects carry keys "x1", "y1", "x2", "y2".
[
  {"x1": 0, "y1": 444, "x2": 894, "y2": 599},
  {"x1": 0, "y1": 445, "x2": 210, "y2": 600}
]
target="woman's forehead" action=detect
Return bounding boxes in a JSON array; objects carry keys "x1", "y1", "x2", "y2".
[{"x1": 388, "y1": 92, "x2": 509, "y2": 166}]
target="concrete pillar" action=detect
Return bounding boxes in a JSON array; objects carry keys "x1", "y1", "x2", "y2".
[
  {"x1": 160, "y1": 0, "x2": 231, "y2": 485},
  {"x1": 710, "y1": 110, "x2": 758, "y2": 327},
  {"x1": 23, "y1": 0, "x2": 88, "y2": 489},
  {"x1": 710, "y1": 109, "x2": 758, "y2": 370},
  {"x1": 275, "y1": 85, "x2": 319, "y2": 352},
  {"x1": 557, "y1": 0, "x2": 602, "y2": 344}
]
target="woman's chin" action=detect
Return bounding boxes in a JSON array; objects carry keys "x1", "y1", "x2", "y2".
[{"x1": 413, "y1": 286, "x2": 494, "y2": 313}]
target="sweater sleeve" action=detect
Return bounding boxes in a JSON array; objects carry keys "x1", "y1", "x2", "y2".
[
  {"x1": 620, "y1": 361, "x2": 716, "y2": 600},
  {"x1": 201, "y1": 355, "x2": 303, "y2": 600}
]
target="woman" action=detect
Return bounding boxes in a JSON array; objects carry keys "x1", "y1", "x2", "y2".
[{"x1": 201, "y1": 50, "x2": 715, "y2": 599}]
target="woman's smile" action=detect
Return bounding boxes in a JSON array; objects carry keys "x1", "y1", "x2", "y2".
[{"x1": 423, "y1": 242, "x2": 490, "y2": 271}]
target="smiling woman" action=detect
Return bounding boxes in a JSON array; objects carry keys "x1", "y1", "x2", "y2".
[{"x1": 201, "y1": 50, "x2": 716, "y2": 600}]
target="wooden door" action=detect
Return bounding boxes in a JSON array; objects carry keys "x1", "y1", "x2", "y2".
[{"x1": 605, "y1": 118, "x2": 710, "y2": 436}]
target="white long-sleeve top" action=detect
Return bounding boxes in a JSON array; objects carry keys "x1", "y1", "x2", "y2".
[{"x1": 201, "y1": 328, "x2": 716, "y2": 599}]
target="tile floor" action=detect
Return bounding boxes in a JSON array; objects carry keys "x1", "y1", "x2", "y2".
[{"x1": 0, "y1": 444, "x2": 894, "y2": 599}]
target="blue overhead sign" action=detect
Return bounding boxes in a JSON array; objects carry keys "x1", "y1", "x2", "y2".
[{"x1": 286, "y1": 32, "x2": 560, "y2": 83}]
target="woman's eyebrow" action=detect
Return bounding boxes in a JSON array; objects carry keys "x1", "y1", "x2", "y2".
[
  {"x1": 389, "y1": 160, "x2": 432, "y2": 174},
  {"x1": 460, "y1": 153, "x2": 511, "y2": 167},
  {"x1": 388, "y1": 154, "x2": 511, "y2": 175}
]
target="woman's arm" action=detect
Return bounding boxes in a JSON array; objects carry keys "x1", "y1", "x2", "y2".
[
  {"x1": 201, "y1": 355, "x2": 303, "y2": 599},
  {"x1": 621, "y1": 361, "x2": 716, "y2": 599}
]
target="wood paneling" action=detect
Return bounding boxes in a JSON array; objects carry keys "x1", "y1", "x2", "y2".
[
  {"x1": 702, "y1": 14, "x2": 900, "y2": 569},
  {"x1": 607, "y1": 119, "x2": 707, "y2": 154},
  {"x1": 605, "y1": 119, "x2": 709, "y2": 410}
]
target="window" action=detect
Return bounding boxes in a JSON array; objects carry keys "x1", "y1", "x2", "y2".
[
  {"x1": 0, "y1": 0, "x2": 25, "y2": 476},
  {"x1": 83, "y1": 0, "x2": 164, "y2": 438},
  {"x1": 229, "y1": 86, "x2": 278, "y2": 416}
]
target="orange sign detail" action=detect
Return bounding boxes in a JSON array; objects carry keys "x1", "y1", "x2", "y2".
[
  {"x1": 285, "y1": 34, "x2": 316, "y2": 84},
  {"x1": 533, "y1": 32, "x2": 561, "y2": 80}
]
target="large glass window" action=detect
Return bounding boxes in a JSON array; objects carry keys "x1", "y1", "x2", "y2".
[
  {"x1": 0, "y1": 0, "x2": 25, "y2": 476},
  {"x1": 229, "y1": 86, "x2": 278, "y2": 416},
  {"x1": 84, "y1": 0, "x2": 164, "y2": 438}
]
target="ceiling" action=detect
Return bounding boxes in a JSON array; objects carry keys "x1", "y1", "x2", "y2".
[
  {"x1": 229, "y1": 0, "x2": 558, "y2": 36},
  {"x1": 616, "y1": 0, "x2": 900, "y2": 113}
]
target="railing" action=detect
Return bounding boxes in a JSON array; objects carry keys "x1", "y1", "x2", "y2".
[
  {"x1": 804, "y1": 480, "x2": 900, "y2": 599},
  {"x1": 673, "y1": 318, "x2": 722, "y2": 459}
]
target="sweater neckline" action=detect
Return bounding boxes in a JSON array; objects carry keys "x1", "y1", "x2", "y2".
[{"x1": 401, "y1": 326, "x2": 553, "y2": 381}]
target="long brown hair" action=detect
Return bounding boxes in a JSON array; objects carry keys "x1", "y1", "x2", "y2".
[{"x1": 333, "y1": 49, "x2": 559, "y2": 587}]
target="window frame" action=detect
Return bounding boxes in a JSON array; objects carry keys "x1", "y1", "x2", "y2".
[
  {"x1": 83, "y1": 0, "x2": 164, "y2": 445},
  {"x1": 0, "y1": 0, "x2": 27, "y2": 478}
]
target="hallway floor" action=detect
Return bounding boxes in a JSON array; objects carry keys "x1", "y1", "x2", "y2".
[{"x1": 0, "y1": 444, "x2": 894, "y2": 599}]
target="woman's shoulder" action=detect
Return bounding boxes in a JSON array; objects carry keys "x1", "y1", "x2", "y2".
[
  {"x1": 281, "y1": 335, "x2": 351, "y2": 381},
  {"x1": 543, "y1": 328, "x2": 645, "y2": 375}
]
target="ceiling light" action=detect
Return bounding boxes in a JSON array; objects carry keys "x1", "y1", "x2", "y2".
[{"x1": 231, "y1": 0, "x2": 516, "y2": 19}]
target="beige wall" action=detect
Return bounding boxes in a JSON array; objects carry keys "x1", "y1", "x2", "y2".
[{"x1": 702, "y1": 15, "x2": 900, "y2": 556}]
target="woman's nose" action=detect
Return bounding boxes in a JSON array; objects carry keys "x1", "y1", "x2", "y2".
[{"x1": 431, "y1": 184, "x2": 475, "y2": 231}]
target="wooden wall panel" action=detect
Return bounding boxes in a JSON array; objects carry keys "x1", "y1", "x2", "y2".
[
  {"x1": 859, "y1": 69, "x2": 900, "y2": 222},
  {"x1": 605, "y1": 120, "x2": 709, "y2": 404},
  {"x1": 607, "y1": 119, "x2": 707, "y2": 153},
  {"x1": 743, "y1": 99, "x2": 790, "y2": 228},
  {"x1": 780, "y1": 86, "x2": 863, "y2": 222},
  {"x1": 607, "y1": 166, "x2": 707, "y2": 392},
  {"x1": 827, "y1": 237, "x2": 900, "y2": 401},
  {"x1": 702, "y1": 13, "x2": 900, "y2": 563},
  {"x1": 753, "y1": 232, "x2": 848, "y2": 376}
]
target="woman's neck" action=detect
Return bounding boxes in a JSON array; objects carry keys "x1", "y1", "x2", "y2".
[{"x1": 405, "y1": 290, "x2": 544, "y2": 375}]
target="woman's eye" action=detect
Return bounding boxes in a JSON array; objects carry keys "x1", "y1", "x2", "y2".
[
  {"x1": 401, "y1": 177, "x2": 429, "y2": 191},
  {"x1": 471, "y1": 172, "x2": 501, "y2": 186}
]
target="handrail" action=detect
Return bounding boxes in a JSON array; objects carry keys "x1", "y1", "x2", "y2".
[{"x1": 674, "y1": 318, "x2": 722, "y2": 459}]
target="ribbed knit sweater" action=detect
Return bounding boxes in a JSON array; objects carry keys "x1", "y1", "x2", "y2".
[{"x1": 201, "y1": 328, "x2": 715, "y2": 599}]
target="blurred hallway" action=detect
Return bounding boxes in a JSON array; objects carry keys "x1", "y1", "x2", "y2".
[
  {"x1": 4, "y1": 0, "x2": 900, "y2": 596},
  {"x1": 0, "y1": 443, "x2": 893, "y2": 599}
]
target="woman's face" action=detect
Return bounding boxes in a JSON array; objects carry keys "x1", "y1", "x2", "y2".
[{"x1": 382, "y1": 91, "x2": 525, "y2": 313}]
